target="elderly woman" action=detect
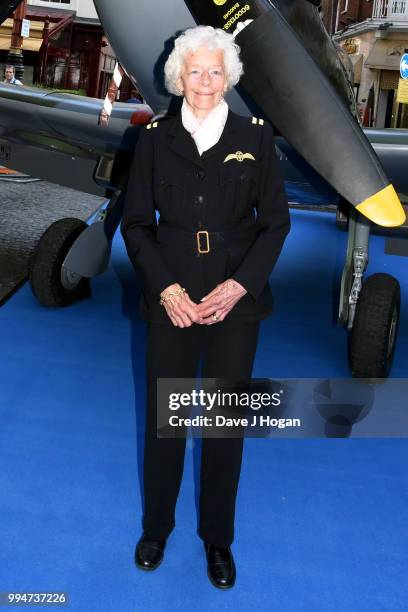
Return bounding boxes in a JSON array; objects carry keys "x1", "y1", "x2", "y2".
[{"x1": 121, "y1": 25, "x2": 290, "y2": 589}]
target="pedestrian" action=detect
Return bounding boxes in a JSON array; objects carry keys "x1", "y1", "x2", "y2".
[
  {"x1": 3, "y1": 65, "x2": 23, "y2": 86},
  {"x1": 127, "y1": 88, "x2": 143, "y2": 103},
  {"x1": 121, "y1": 24, "x2": 290, "y2": 589}
]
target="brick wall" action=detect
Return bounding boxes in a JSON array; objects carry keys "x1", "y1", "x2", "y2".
[
  {"x1": 337, "y1": 0, "x2": 374, "y2": 30},
  {"x1": 321, "y1": 0, "x2": 374, "y2": 33}
]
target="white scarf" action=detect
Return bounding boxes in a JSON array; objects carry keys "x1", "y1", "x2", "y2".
[{"x1": 181, "y1": 97, "x2": 229, "y2": 156}]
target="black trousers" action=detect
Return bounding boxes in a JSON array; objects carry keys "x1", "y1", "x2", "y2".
[{"x1": 142, "y1": 318, "x2": 260, "y2": 548}]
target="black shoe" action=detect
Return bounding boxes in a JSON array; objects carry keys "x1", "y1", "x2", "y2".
[
  {"x1": 204, "y1": 542, "x2": 236, "y2": 589},
  {"x1": 135, "y1": 534, "x2": 167, "y2": 571}
]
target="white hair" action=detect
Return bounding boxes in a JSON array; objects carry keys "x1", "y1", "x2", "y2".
[{"x1": 164, "y1": 25, "x2": 244, "y2": 96}]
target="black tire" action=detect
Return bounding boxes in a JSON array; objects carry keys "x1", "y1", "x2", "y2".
[
  {"x1": 29, "y1": 218, "x2": 91, "y2": 307},
  {"x1": 348, "y1": 273, "x2": 400, "y2": 378}
]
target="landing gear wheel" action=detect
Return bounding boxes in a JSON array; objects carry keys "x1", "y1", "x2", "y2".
[
  {"x1": 29, "y1": 218, "x2": 91, "y2": 307},
  {"x1": 348, "y1": 273, "x2": 400, "y2": 378}
]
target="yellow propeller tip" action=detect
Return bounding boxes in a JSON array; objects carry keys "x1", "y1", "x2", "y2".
[{"x1": 356, "y1": 184, "x2": 406, "y2": 227}]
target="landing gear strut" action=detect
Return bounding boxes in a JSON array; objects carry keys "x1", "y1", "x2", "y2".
[{"x1": 339, "y1": 207, "x2": 400, "y2": 378}]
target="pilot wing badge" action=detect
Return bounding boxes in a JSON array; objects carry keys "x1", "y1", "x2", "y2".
[{"x1": 224, "y1": 151, "x2": 256, "y2": 163}]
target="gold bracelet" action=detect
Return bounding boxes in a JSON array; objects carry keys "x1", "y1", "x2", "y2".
[{"x1": 159, "y1": 287, "x2": 186, "y2": 305}]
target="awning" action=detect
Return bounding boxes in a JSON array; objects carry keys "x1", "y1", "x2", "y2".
[
  {"x1": 0, "y1": 8, "x2": 74, "y2": 53},
  {"x1": 0, "y1": 34, "x2": 42, "y2": 51},
  {"x1": 365, "y1": 40, "x2": 405, "y2": 70},
  {"x1": 0, "y1": 17, "x2": 43, "y2": 52},
  {"x1": 349, "y1": 53, "x2": 363, "y2": 83}
]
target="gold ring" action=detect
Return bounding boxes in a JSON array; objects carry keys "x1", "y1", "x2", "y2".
[{"x1": 212, "y1": 313, "x2": 218, "y2": 321}]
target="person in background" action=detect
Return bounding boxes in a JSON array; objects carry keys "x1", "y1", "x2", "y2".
[
  {"x1": 3, "y1": 66, "x2": 23, "y2": 86},
  {"x1": 127, "y1": 88, "x2": 143, "y2": 103}
]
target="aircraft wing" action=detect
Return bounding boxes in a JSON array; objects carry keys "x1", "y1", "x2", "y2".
[
  {"x1": 2, "y1": 81, "x2": 408, "y2": 212},
  {"x1": 0, "y1": 83, "x2": 152, "y2": 195}
]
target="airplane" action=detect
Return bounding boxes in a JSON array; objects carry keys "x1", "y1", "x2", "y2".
[{"x1": 0, "y1": 0, "x2": 407, "y2": 380}]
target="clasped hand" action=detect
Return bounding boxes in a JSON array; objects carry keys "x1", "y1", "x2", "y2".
[{"x1": 160, "y1": 279, "x2": 247, "y2": 327}]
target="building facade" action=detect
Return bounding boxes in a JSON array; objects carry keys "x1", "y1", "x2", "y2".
[
  {"x1": 1, "y1": 0, "x2": 135, "y2": 100},
  {"x1": 327, "y1": 0, "x2": 408, "y2": 128}
]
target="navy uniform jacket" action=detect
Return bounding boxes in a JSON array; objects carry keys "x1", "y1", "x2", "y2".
[{"x1": 120, "y1": 109, "x2": 291, "y2": 324}]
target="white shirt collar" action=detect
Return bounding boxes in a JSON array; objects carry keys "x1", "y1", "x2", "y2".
[{"x1": 181, "y1": 97, "x2": 229, "y2": 156}]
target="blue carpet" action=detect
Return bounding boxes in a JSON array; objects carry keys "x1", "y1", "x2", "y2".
[{"x1": 0, "y1": 210, "x2": 407, "y2": 611}]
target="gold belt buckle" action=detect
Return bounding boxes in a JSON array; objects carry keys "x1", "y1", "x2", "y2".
[{"x1": 196, "y1": 230, "x2": 210, "y2": 254}]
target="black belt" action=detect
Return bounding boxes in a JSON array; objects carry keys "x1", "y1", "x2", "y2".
[{"x1": 156, "y1": 225, "x2": 257, "y2": 254}]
